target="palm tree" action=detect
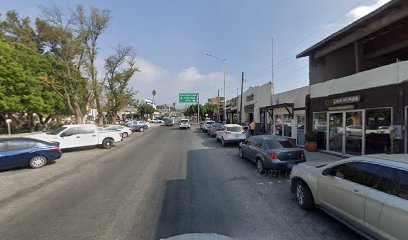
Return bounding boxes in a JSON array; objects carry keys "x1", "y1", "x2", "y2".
[{"x1": 152, "y1": 90, "x2": 156, "y2": 101}]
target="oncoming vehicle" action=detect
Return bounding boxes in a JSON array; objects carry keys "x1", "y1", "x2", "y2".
[
  {"x1": 216, "y1": 124, "x2": 246, "y2": 146},
  {"x1": 239, "y1": 135, "x2": 305, "y2": 173},
  {"x1": 0, "y1": 138, "x2": 62, "y2": 170},
  {"x1": 164, "y1": 118, "x2": 174, "y2": 126},
  {"x1": 290, "y1": 154, "x2": 408, "y2": 240},
  {"x1": 29, "y1": 124, "x2": 122, "y2": 149},
  {"x1": 179, "y1": 119, "x2": 190, "y2": 129}
]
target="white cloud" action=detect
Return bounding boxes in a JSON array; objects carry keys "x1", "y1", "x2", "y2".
[
  {"x1": 127, "y1": 58, "x2": 237, "y2": 107},
  {"x1": 135, "y1": 57, "x2": 169, "y2": 83},
  {"x1": 347, "y1": 0, "x2": 391, "y2": 22}
]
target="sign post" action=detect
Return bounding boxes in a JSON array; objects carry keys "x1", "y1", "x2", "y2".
[
  {"x1": 179, "y1": 93, "x2": 199, "y2": 124},
  {"x1": 5, "y1": 119, "x2": 12, "y2": 135}
]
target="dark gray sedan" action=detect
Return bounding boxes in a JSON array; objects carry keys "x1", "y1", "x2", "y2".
[
  {"x1": 239, "y1": 135, "x2": 305, "y2": 173},
  {"x1": 207, "y1": 123, "x2": 225, "y2": 137}
]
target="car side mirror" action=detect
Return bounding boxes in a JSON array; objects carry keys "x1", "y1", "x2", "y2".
[{"x1": 322, "y1": 167, "x2": 336, "y2": 176}]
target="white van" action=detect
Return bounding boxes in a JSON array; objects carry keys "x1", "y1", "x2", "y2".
[{"x1": 179, "y1": 119, "x2": 190, "y2": 129}]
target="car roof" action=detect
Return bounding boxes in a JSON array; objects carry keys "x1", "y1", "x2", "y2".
[
  {"x1": 180, "y1": 119, "x2": 189, "y2": 121},
  {"x1": 62, "y1": 124, "x2": 96, "y2": 127},
  {"x1": 225, "y1": 124, "x2": 242, "y2": 127},
  {"x1": 361, "y1": 154, "x2": 408, "y2": 165},
  {"x1": 253, "y1": 135, "x2": 288, "y2": 141},
  {"x1": 0, "y1": 137, "x2": 41, "y2": 141}
]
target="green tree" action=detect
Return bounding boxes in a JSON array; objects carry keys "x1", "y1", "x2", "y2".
[
  {"x1": 203, "y1": 102, "x2": 218, "y2": 120},
  {"x1": 73, "y1": 5, "x2": 111, "y2": 125},
  {"x1": 0, "y1": 41, "x2": 65, "y2": 126},
  {"x1": 138, "y1": 104, "x2": 155, "y2": 120},
  {"x1": 104, "y1": 46, "x2": 138, "y2": 124}
]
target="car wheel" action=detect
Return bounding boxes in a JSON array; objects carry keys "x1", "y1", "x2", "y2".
[
  {"x1": 296, "y1": 181, "x2": 314, "y2": 210},
  {"x1": 30, "y1": 156, "x2": 47, "y2": 169},
  {"x1": 139, "y1": 127, "x2": 144, "y2": 132},
  {"x1": 102, "y1": 138, "x2": 114, "y2": 149},
  {"x1": 221, "y1": 138, "x2": 226, "y2": 147},
  {"x1": 123, "y1": 132, "x2": 128, "y2": 138},
  {"x1": 256, "y1": 159, "x2": 266, "y2": 174},
  {"x1": 239, "y1": 147, "x2": 244, "y2": 158}
]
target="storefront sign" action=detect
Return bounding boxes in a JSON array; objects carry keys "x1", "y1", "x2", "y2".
[
  {"x1": 326, "y1": 95, "x2": 361, "y2": 106},
  {"x1": 328, "y1": 105, "x2": 355, "y2": 111},
  {"x1": 246, "y1": 93, "x2": 254, "y2": 101}
]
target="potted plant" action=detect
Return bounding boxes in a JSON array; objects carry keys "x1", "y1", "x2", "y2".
[{"x1": 304, "y1": 131, "x2": 318, "y2": 152}]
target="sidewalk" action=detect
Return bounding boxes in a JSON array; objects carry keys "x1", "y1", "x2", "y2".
[{"x1": 304, "y1": 150, "x2": 344, "y2": 165}]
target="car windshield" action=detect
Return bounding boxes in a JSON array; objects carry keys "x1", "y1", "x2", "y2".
[
  {"x1": 227, "y1": 126, "x2": 243, "y2": 132},
  {"x1": 47, "y1": 127, "x2": 67, "y2": 135},
  {"x1": 206, "y1": 121, "x2": 215, "y2": 124}
]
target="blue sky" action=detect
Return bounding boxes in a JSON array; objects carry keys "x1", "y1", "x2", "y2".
[{"x1": 1, "y1": 0, "x2": 390, "y2": 107}]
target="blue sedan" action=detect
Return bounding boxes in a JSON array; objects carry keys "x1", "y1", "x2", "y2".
[
  {"x1": 0, "y1": 138, "x2": 62, "y2": 171},
  {"x1": 239, "y1": 135, "x2": 306, "y2": 173}
]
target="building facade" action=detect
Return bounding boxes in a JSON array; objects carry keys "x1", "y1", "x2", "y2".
[{"x1": 298, "y1": 0, "x2": 408, "y2": 156}]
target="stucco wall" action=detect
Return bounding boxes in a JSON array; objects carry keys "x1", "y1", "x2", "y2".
[{"x1": 311, "y1": 60, "x2": 408, "y2": 98}]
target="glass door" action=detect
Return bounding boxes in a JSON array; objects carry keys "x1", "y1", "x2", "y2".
[
  {"x1": 345, "y1": 111, "x2": 363, "y2": 155},
  {"x1": 296, "y1": 115, "x2": 305, "y2": 146},
  {"x1": 328, "y1": 113, "x2": 343, "y2": 153}
]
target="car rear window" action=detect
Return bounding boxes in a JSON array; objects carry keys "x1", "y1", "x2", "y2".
[
  {"x1": 227, "y1": 126, "x2": 243, "y2": 132},
  {"x1": 206, "y1": 121, "x2": 215, "y2": 124},
  {"x1": 266, "y1": 139, "x2": 295, "y2": 149},
  {"x1": 181, "y1": 120, "x2": 188, "y2": 123}
]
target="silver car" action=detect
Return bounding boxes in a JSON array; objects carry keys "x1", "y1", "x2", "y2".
[{"x1": 290, "y1": 154, "x2": 408, "y2": 240}]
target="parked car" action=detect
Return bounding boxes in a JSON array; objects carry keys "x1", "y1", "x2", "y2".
[
  {"x1": 0, "y1": 138, "x2": 62, "y2": 170},
  {"x1": 29, "y1": 124, "x2": 122, "y2": 149},
  {"x1": 126, "y1": 120, "x2": 150, "y2": 128},
  {"x1": 202, "y1": 120, "x2": 215, "y2": 132},
  {"x1": 208, "y1": 123, "x2": 225, "y2": 137},
  {"x1": 179, "y1": 119, "x2": 190, "y2": 129},
  {"x1": 216, "y1": 124, "x2": 246, "y2": 146},
  {"x1": 150, "y1": 119, "x2": 163, "y2": 123},
  {"x1": 239, "y1": 135, "x2": 305, "y2": 173},
  {"x1": 129, "y1": 122, "x2": 149, "y2": 132},
  {"x1": 290, "y1": 154, "x2": 408, "y2": 240},
  {"x1": 104, "y1": 125, "x2": 132, "y2": 138}
]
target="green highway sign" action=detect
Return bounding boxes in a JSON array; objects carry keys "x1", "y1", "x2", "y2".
[{"x1": 179, "y1": 93, "x2": 198, "y2": 103}]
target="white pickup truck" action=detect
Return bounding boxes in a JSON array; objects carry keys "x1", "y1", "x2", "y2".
[{"x1": 29, "y1": 124, "x2": 122, "y2": 149}]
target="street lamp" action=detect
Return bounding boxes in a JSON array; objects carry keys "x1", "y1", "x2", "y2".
[{"x1": 206, "y1": 53, "x2": 227, "y2": 122}]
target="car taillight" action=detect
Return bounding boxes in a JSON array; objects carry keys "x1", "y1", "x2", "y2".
[
  {"x1": 301, "y1": 150, "x2": 305, "y2": 159},
  {"x1": 52, "y1": 146, "x2": 61, "y2": 152},
  {"x1": 268, "y1": 153, "x2": 279, "y2": 159},
  {"x1": 225, "y1": 131, "x2": 231, "y2": 134},
  {"x1": 120, "y1": 133, "x2": 123, "y2": 138}
]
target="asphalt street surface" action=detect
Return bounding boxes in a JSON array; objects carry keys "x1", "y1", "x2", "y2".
[{"x1": 0, "y1": 126, "x2": 362, "y2": 240}]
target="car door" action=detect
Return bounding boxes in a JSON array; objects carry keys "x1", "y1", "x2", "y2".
[
  {"x1": 0, "y1": 141, "x2": 10, "y2": 170},
  {"x1": 251, "y1": 138, "x2": 264, "y2": 161},
  {"x1": 363, "y1": 164, "x2": 397, "y2": 239},
  {"x1": 59, "y1": 127, "x2": 80, "y2": 148},
  {"x1": 6, "y1": 140, "x2": 37, "y2": 167},
  {"x1": 241, "y1": 137, "x2": 253, "y2": 159},
  {"x1": 378, "y1": 169, "x2": 408, "y2": 240},
  {"x1": 318, "y1": 162, "x2": 370, "y2": 232},
  {"x1": 78, "y1": 126, "x2": 98, "y2": 146}
]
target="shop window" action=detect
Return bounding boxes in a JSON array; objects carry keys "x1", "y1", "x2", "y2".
[
  {"x1": 365, "y1": 108, "x2": 391, "y2": 154},
  {"x1": 283, "y1": 114, "x2": 292, "y2": 138},
  {"x1": 313, "y1": 112, "x2": 327, "y2": 149}
]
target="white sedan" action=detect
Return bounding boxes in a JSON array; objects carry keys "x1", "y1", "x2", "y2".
[
  {"x1": 216, "y1": 124, "x2": 247, "y2": 146},
  {"x1": 104, "y1": 125, "x2": 133, "y2": 138}
]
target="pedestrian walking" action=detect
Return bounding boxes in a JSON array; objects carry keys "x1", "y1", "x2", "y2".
[{"x1": 249, "y1": 120, "x2": 256, "y2": 136}]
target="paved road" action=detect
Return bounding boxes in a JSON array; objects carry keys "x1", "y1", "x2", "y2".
[{"x1": 0, "y1": 126, "x2": 361, "y2": 240}]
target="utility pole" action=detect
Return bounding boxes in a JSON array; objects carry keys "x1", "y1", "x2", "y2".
[
  {"x1": 197, "y1": 93, "x2": 200, "y2": 124},
  {"x1": 217, "y1": 90, "x2": 220, "y2": 122},
  {"x1": 271, "y1": 38, "x2": 275, "y2": 95},
  {"x1": 240, "y1": 72, "x2": 244, "y2": 124}
]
